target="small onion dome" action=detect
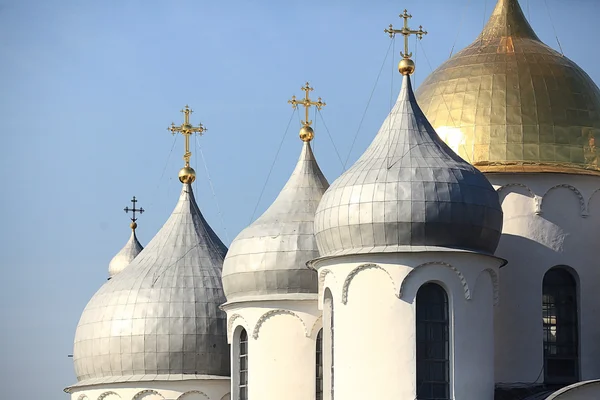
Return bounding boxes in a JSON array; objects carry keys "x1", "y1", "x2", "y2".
[
  {"x1": 222, "y1": 141, "x2": 329, "y2": 300},
  {"x1": 416, "y1": 0, "x2": 600, "y2": 176},
  {"x1": 314, "y1": 75, "x2": 503, "y2": 258},
  {"x1": 72, "y1": 183, "x2": 230, "y2": 385},
  {"x1": 107, "y1": 229, "x2": 143, "y2": 278}
]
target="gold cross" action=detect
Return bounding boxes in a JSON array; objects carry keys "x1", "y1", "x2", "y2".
[
  {"x1": 384, "y1": 9, "x2": 427, "y2": 59},
  {"x1": 288, "y1": 82, "x2": 326, "y2": 127},
  {"x1": 168, "y1": 105, "x2": 206, "y2": 166}
]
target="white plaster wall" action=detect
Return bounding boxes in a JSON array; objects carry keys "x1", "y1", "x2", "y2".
[
  {"x1": 68, "y1": 379, "x2": 230, "y2": 400},
  {"x1": 489, "y1": 173, "x2": 600, "y2": 384},
  {"x1": 314, "y1": 252, "x2": 502, "y2": 400},
  {"x1": 223, "y1": 297, "x2": 321, "y2": 400}
]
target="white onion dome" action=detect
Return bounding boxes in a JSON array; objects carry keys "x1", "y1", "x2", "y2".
[
  {"x1": 314, "y1": 75, "x2": 503, "y2": 257},
  {"x1": 108, "y1": 229, "x2": 143, "y2": 278},
  {"x1": 222, "y1": 141, "x2": 329, "y2": 300},
  {"x1": 72, "y1": 183, "x2": 230, "y2": 385}
]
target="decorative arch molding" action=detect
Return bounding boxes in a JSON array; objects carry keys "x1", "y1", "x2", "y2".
[
  {"x1": 399, "y1": 261, "x2": 470, "y2": 301},
  {"x1": 132, "y1": 390, "x2": 165, "y2": 400},
  {"x1": 97, "y1": 392, "x2": 121, "y2": 400},
  {"x1": 341, "y1": 263, "x2": 397, "y2": 305},
  {"x1": 310, "y1": 314, "x2": 323, "y2": 339},
  {"x1": 252, "y1": 309, "x2": 309, "y2": 339},
  {"x1": 227, "y1": 314, "x2": 249, "y2": 342},
  {"x1": 496, "y1": 183, "x2": 539, "y2": 214},
  {"x1": 77, "y1": 395, "x2": 89, "y2": 400},
  {"x1": 480, "y1": 268, "x2": 500, "y2": 306},
  {"x1": 318, "y1": 268, "x2": 337, "y2": 293},
  {"x1": 586, "y1": 188, "x2": 600, "y2": 216},
  {"x1": 541, "y1": 184, "x2": 587, "y2": 217},
  {"x1": 219, "y1": 394, "x2": 231, "y2": 400},
  {"x1": 177, "y1": 390, "x2": 210, "y2": 400}
]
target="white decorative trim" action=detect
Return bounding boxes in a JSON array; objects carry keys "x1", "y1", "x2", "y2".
[
  {"x1": 133, "y1": 390, "x2": 164, "y2": 400},
  {"x1": 399, "y1": 261, "x2": 471, "y2": 300},
  {"x1": 341, "y1": 263, "x2": 397, "y2": 305},
  {"x1": 98, "y1": 392, "x2": 121, "y2": 400},
  {"x1": 177, "y1": 390, "x2": 210, "y2": 400},
  {"x1": 482, "y1": 268, "x2": 500, "y2": 306},
  {"x1": 252, "y1": 309, "x2": 309, "y2": 339},
  {"x1": 310, "y1": 314, "x2": 323, "y2": 339},
  {"x1": 496, "y1": 183, "x2": 539, "y2": 214},
  {"x1": 541, "y1": 184, "x2": 587, "y2": 217},
  {"x1": 227, "y1": 314, "x2": 249, "y2": 342}
]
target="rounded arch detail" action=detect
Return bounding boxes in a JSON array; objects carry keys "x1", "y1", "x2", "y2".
[
  {"x1": 310, "y1": 314, "x2": 323, "y2": 339},
  {"x1": 399, "y1": 261, "x2": 470, "y2": 301},
  {"x1": 496, "y1": 183, "x2": 539, "y2": 213},
  {"x1": 97, "y1": 392, "x2": 121, "y2": 400},
  {"x1": 318, "y1": 268, "x2": 337, "y2": 293},
  {"x1": 342, "y1": 263, "x2": 397, "y2": 305},
  {"x1": 219, "y1": 394, "x2": 231, "y2": 400},
  {"x1": 77, "y1": 395, "x2": 89, "y2": 400},
  {"x1": 177, "y1": 390, "x2": 210, "y2": 400},
  {"x1": 586, "y1": 188, "x2": 600, "y2": 216},
  {"x1": 132, "y1": 390, "x2": 164, "y2": 400},
  {"x1": 252, "y1": 309, "x2": 309, "y2": 339},
  {"x1": 541, "y1": 184, "x2": 586, "y2": 217},
  {"x1": 227, "y1": 313, "x2": 249, "y2": 342}
]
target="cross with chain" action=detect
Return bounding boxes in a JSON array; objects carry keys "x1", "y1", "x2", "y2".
[
  {"x1": 124, "y1": 196, "x2": 144, "y2": 224},
  {"x1": 168, "y1": 105, "x2": 206, "y2": 166},
  {"x1": 288, "y1": 82, "x2": 326, "y2": 127},
  {"x1": 384, "y1": 9, "x2": 427, "y2": 59}
]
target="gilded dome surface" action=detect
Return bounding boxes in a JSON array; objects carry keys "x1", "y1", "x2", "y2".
[
  {"x1": 108, "y1": 230, "x2": 143, "y2": 278},
  {"x1": 314, "y1": 75, "x2": 503, "y2": 257},
  {"x1": 415, "y1": 0, "x2": 600, "y2": 175},
  {"x1": 222, "y1": 141, "x2": 328, "y2": 300},
  {"x1": 73, "y1": 184, "x2": 230, "y2": 384}
]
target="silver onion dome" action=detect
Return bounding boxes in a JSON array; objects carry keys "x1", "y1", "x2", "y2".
[
  {"x1": 108, "y1": 230, "x2": 143, "y2": 278},
  {"x1": 222, "y1": 141, "x2": 329, "y2": 300},
  {"x1": 72, "y1": 183, "x2": 230, "y2": 385},
  {"x1": 314, "y1": 75, "x2": 503, "y2": 257}
]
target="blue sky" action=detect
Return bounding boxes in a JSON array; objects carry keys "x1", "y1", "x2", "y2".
[{"x1": 1, "y1": 0, "x2": 598, "y2": 398}]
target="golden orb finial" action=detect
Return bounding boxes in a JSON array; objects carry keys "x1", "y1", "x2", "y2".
[
  {"x1": 288, "y1": 82, "x2": 326, "y2": 143},
  {"x1": 179, "y1": 165, "x2": 196, "y2": 184},
  {"x1": 384, "y1": 11, "x2": 427, "y2": 76},
  {"x1": 130, "y1": 222, "x2": 137, "y2": 230}
]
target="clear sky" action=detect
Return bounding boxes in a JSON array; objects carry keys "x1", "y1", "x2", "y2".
[{"x1": 1, "y1": 0, "x2": 598, "y2": 398}]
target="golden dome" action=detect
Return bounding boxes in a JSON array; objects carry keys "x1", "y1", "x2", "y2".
[{"x1": 416, "y1": 0, "x2": 600, "y2": 175}]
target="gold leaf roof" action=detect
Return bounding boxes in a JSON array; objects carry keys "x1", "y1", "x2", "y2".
[{"x1": 416, "y1": 0, "x2": 600, "y2": 175}]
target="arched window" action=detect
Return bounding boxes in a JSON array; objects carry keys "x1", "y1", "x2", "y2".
[
  {"x1": 239, "y1": 328, "x2": 248, "y2": 400},
  {"x1": 416, "y1": 283, "x2": 450, "y2": 400},
  {"x1": 324, "y1": 288, "x2": 334, "y2": 400},
  {"x1": 316, "y1": 329, "x2": 323, "y2": 400},
  {"x1": 543, "y1": 267, "x2": 579, "y2": 384}
]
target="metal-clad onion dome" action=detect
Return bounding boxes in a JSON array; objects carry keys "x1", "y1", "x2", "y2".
[
  {"x1": 72, "y1": 183, "x2": 229, "y2": 385},
  {"x1": 108, "y1": 230, "x2": 143, "y2": 278},
  {"x1": 222, "y1": 141, "x2": 329, "y2": 300},
  {"x1": 416, "y1": 0, "x2": 600, "y2": 176},
  {"x1": 314, "y1": 75, "x2": 503, "y2": 257}
]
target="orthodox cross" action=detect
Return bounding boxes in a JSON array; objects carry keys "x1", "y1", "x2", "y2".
[
  {"x1": 384, "y1": 9, "x2": 427, "y2": 59},
  {"x1": 124, "y1": 196, "x2": 144, "y2": 224},
  {"x1": 168, "y1": 105, "x2": 206, "y2": 166},
  {"x1": 288, "y1": 82, "x2": 326, "y2": 127}
]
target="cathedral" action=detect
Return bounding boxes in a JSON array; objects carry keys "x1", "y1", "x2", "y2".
[{"x1": 65, "y1": 0, "x2": 600, "y2": 399}]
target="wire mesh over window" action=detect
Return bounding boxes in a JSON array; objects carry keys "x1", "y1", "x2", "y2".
[
  {"x1": 416, "y1": 283, "x2": 450, "y2": 400},
  {"x1": 543, "y1": 267, "x2": 579, "y2": 384},
  {"x1": 239, "y1": 329, "x2": 248, "y2": 400},
  {"x1": 316, "y1": 329, "x2": 323, "y2": 400}
]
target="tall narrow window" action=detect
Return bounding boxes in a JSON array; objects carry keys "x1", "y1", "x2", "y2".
[
  {"x1": 239, "y1": 328, "x2": 248, "y2": 400},
  {"x1": 416, "y1": 283, "x2": 450, "y2": 400},
  {"x1": 543, "y1": 267, "x2": 579, "y2": 384},
  {"x1": 324, "y1": 288, "x2": 334, "y2": 400},
  {"x1": 316, "y1": 329, "x2": 323, "y2": 400}
]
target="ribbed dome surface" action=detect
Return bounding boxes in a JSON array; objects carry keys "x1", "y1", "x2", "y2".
[
  {"x1": 314, "y1": 75, "x2": 503, "y2": 257},
  {"x1": 108, "y1": 230, "x2": 143, "y2": 278},
  {"x1": 222, "y1": 142, "x2": 329, "y2": 300},
  {"x1": 73, "y1": 184, "x2": 230, "y2": 384},
  {"x1": 416, "y1": 0, "x2": 600, "y2": 175}
]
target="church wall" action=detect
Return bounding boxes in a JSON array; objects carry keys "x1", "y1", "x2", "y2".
[
  {"x1": 314, "y1": 252, "x2": 502, "y2": 400},
  {"x1": 222, "y1": 298, "x2": 321, "y2": 400},
  {"x1": 489, "y1": 173, "x2": 600, "y2": 384},
  {"x1": 67, "y1": 379, "x2": 230, "y2": 400}
]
